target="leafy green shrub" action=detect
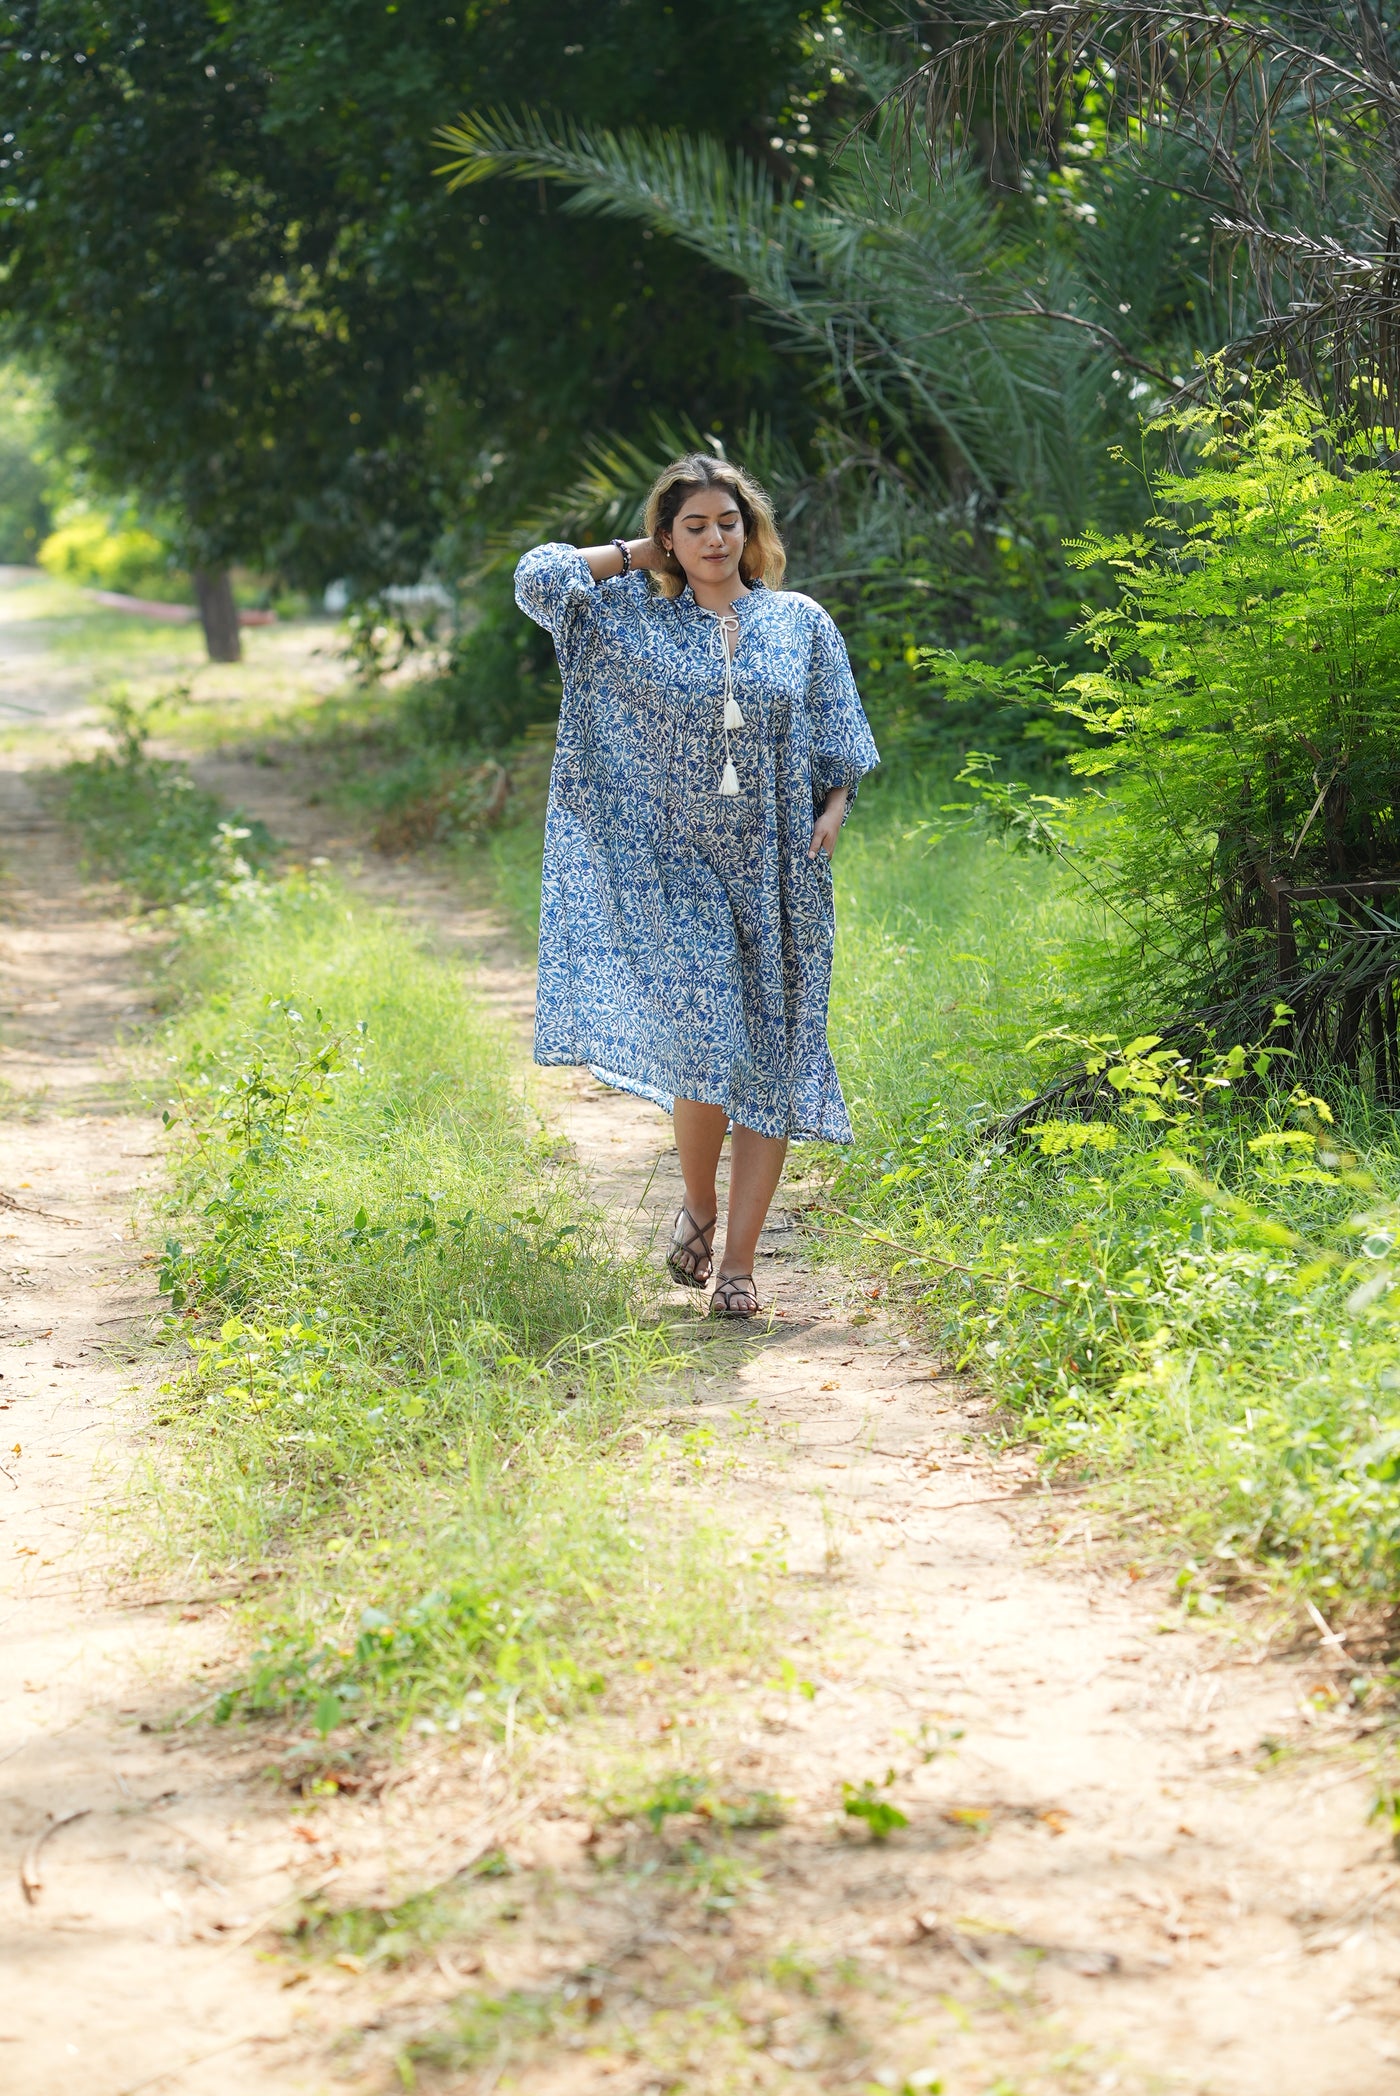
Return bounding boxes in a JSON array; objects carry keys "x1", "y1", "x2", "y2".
[
  {"x1": 933, "y1": 392, "x2": 1400, "y2": 1007},
  {"x1": 424, "y1": 575, "x2": 562, "y2": 747},
  {"x1": 838, "y1": 547, "x2": 1100, "y2": 761},
  {"x1": 39, "y1": 508, "x2": 184, "y2": 598}
]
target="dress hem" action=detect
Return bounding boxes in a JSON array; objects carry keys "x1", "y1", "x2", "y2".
[{"x1": 533, "y1": 1049, "x2": 852, "y2": 1146}]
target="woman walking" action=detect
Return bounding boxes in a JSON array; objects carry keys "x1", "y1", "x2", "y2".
[{"x1": 515, "y1": 454, "x2": 878, "y2": 1318}]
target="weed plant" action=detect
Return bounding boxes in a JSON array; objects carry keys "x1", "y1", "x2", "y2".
[
  {"x1": 831, "y1": 773, "x2": 1400, "y2": 1622},
  {"x1": 51, "y1": 692, "x2": 272, "y2": 905}
]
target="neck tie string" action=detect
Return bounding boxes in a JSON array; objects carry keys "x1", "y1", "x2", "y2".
[{"x1": 713, "y1": 612, "x2": 744, "y2": 796}]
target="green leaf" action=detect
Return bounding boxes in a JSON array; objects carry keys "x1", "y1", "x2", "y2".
[{"x1": 312, "y1": 1692, "x2": 343, "y2": 1739}]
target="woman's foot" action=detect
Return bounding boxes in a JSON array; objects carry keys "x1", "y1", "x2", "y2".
[
  {"x1": 710, "y1": 1272, "x2": 759, "y2": 1319},
  {"x1": 667, "y1": 1203, "x2": 717, "y2": 1288}
]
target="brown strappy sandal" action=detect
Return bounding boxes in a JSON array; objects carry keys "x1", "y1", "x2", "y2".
[
  {"x1": 710, "y1": 1272, "x2": 759, "y2": 1319},
  {"x1": 667, "y1": 1203, "x2": 716, "y2": 1289}
]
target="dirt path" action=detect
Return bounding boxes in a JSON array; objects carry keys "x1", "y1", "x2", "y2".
[
  {"x1": 1, "y1": 602, "x2": 1398, "y2": 2092},
  {"x1": 188, "y1": 744, "x2": 1400, "y2": 2095},
  {"x1": 0, "y1": 762, "x2": 330, "y2": 2095}
]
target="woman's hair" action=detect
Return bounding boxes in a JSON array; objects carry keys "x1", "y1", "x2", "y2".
[{"x1": 642, "y1": 453, "x2": 786, "y2": 597}]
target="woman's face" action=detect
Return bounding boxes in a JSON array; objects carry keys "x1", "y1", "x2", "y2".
[{"x1": 660, "y1": 484, "x2": 747, "y2": 591}]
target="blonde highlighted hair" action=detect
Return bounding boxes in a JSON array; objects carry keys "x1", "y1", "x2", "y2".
[{"x1": 642, "y1": 454, "x2": 786, "y2": 598}]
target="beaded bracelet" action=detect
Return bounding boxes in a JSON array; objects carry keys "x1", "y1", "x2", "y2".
[{"x1": 611, "y1": 537, "x2": 631, "y2": 575}]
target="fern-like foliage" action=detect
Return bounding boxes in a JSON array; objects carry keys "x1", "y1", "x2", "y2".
[
  {"x1": 436, "y1": 107, "x2": 1159, "y2": 538},
  {"x1": 934, "y1": 392, "x2": 1400, "y2": 1013}
]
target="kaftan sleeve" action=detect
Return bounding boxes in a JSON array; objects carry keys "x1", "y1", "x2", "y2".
[
  {"x1": 806, "y1": 607, "x2": 880, "y2": 806},
  {"x1": 514, "y1": 543, "x2": 601, "y2": 671}
]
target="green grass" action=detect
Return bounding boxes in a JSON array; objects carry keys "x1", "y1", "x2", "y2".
[
  {"x1": 49, "y1": 701, "x2": 274, "y2": 905},
  {"x1": 829, "y1": 771, "x2": 1400, "y2": 1625},
  {"x1": 151, "y1": 882, "x2": 751, "y2": 1736},
  {"x1": 830, "y1": 767, "x2": 1091, "y2": 1142},
  {"x1": 51, "y1": 735, "x2": 765, "y2": 1740}
]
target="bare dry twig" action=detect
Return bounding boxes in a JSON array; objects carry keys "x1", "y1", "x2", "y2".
[{"x1": 19, "y1": 1807, "x2": 90, "y2": 1905}]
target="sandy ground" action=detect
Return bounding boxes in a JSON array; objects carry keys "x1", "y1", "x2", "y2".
[
  {"x1": 3, "y1": 584, "x2": 1400, "y2": 2095},
  {"x1": 0, "y1": 565, "x2": 100, "y2": 723}
]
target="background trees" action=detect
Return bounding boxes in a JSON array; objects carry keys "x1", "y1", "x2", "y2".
[
  {"x1": 0, "y1": 0, "x2": 821, "y2": 656},
  {"x1": 3, "y1": 0, "x2": 1389, "y2": 759}
]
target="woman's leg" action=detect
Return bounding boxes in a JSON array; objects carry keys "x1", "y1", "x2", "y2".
[
  {"x1": 718, "y1": 1123, "x2": 788, "y2": 1282},
  {"x1": 670, "y1": 1098, "x2": 728, "y2": 1278}
]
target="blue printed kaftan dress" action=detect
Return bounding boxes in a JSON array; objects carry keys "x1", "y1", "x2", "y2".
[{"x1": 515, "y1": 545, "x2": 879, "y2": 1143}]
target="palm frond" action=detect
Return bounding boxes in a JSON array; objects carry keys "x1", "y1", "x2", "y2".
[
  {"x1": 876, "y1": 4, "x2": 1400, "y2": 420},
  {"x1": 435, "y1": 108, "x2": 1145, "y2": 528},
  {"x1": 436, "y1": 110, "x2": 795, "y2": 293},
  {"x1": 881, "y1": 5, "x2": 1394, "y2": 203},
  {"x1": 478, "y1": 413, "x2": 811, "y2": 573}
]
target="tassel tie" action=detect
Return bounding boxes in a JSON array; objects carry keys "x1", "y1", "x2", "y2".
[{"x1": 712, "y1": 612, "x2": 745, "y2": 796}]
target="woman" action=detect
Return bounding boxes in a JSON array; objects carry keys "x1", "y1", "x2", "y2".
[{"x1": 515, "y1": 454, "x2": 878, "y2": 1318}]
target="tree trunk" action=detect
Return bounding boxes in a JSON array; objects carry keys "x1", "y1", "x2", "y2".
[{"x1": 194, "y1": 567, "x2": 241, "y2": 662}]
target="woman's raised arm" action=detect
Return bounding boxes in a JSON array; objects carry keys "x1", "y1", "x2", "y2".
[{"x1": 576, "y1": 537, "x2": 666, "y2": 581}]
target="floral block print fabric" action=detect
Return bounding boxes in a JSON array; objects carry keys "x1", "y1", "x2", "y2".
[{"x1": 515, "y1": 544, "x2": 879, "y2": 1142}]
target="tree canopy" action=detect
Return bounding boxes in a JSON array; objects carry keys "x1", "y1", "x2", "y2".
[{"x1": 0, "y1": 0, "x2": 822, "y2": 631}]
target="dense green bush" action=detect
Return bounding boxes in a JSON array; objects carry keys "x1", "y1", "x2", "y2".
[
  {"x1": 423, "y1": 574, "x2": 562, "y2": 748},
  {"x1": 934, "y1": 394, "x2": 1400, "y2": 1005}
]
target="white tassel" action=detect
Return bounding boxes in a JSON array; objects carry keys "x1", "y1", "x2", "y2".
[
  {"x1": 719, "y1": 759, "x2": 741, "y2": 797},
  {"x1": 723, "y1": 696, "x2": 746, "y2": 732}
]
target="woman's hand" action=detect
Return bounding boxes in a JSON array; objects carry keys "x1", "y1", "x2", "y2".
[
  {"x1": 809, "y1": 787, "x2": 849, "y2": 861},
  {"x1": 627, "y1": 536, "x2": 667, "y2": 572}
]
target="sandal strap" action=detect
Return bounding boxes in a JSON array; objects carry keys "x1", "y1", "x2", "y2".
[
  {"x1": 672, "y1": 1204, "x2": 716, "y2": 1256},
  {"x1": 668, "y1": 1204, "x2": 717, "y2": 1281},
  {"x1": 713, "y1": 1272, "x2": 756, "y2": 1302}
]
